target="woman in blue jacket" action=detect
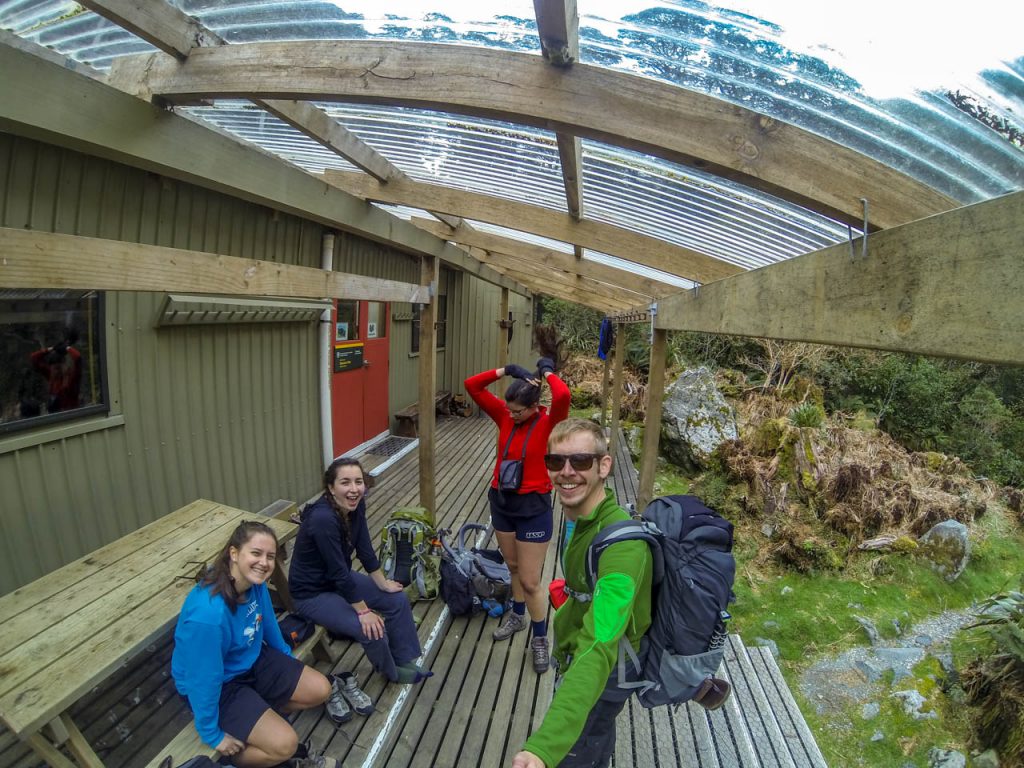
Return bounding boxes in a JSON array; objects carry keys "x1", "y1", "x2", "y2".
[
  {"x1": 171, "y1": 520, "x2": 335, "y2": 768},
  {"x1": 290, "y1": 458, "x2": 430, "y2": 688}
]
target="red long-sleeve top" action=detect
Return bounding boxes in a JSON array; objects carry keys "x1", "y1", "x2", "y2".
[{"x1": 464, "y1": 368, "x2": 571, "y2": 494}]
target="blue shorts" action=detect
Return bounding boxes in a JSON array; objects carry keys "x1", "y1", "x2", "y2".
[
  {"x1": 488, "y1": 488, "x2": 553, "y2": 543},
  {"x1": 216, "y1": 644, "x2": 304, "y2": 742}
]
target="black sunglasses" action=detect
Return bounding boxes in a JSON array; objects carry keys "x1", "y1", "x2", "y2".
[{"x1": 543, "y1": 453, "x2": 605, "y2": 472}]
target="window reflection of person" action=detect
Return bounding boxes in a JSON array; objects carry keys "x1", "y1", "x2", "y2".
[{"x1": 30, "y1": 329, "x2": 82, "y2": 412}]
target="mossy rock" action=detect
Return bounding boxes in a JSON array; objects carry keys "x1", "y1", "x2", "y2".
[
  {"x1": 891, "y1": 536, "x2": 919, "y2": 554},
  {"x1": 784, "y1": 374, "x2": 825, "y2": 406}
]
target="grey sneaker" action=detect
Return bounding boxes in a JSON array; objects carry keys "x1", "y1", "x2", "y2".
[
  {"x1": 332, "y1": 672, "x2": 374, "y2": 716},
  {"x1": 289, "y1": 750, "x2": 338, "y2": 768},
  {"x1": 493, "y1": 611, "x2": 528, "y2": 641},
  {"x1": 531, "y1": 636, "x2": 550, "y2": 673},
  {"x1": 325, "y1": 677, "x2": 352, "y2": 725}
]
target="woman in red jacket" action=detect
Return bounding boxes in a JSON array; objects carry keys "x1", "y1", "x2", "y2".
[{"x1": 464, "y1": 332, "x2": 570, "y2": 674}]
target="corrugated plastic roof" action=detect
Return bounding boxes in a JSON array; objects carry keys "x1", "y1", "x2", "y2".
[{"x1": 3, "y1": 0, "x2": 1021, "y2": 286}]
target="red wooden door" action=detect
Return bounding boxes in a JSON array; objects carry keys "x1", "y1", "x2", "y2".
[{"x1": 330, "y1": 300, "x2": 390, "y2": 458}]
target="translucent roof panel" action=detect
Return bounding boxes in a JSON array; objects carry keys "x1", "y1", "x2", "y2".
[
  {"x1": 2, "y1": 0, "x2": 1021, "y2": 284},
  {"x1": 182, "y1": 100, "x2": 848, "y2": 272}
]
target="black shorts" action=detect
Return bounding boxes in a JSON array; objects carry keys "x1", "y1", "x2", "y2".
[
  {"x1": 217, "y1": 644, "x2": 304, "y2": 742},
  {"x1": 488, "y1": 488, "x2": 553, "y2": 543}
]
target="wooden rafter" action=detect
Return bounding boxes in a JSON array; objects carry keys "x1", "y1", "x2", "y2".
[
  {"x1": 533, "y1": 0, "x2": 579, "y2": 66},
  {"x1": 652, "y1": 191, "x2": 1024, "y2": 365},
  {"x1": 85, "y1": 0, "x2": 460, "y2": 228},
  {"x1": 0, "y1": 44, "x2": 529, "y2": 297},
  {"x1": 323, "y1": 171, "x2": 738, "y2": 284},
  {"x1": 0, "y1": 228, "x2": 431, "y2": 303},
  {"x1": 534, "y1": 1, "x2": 584, "y2": 221},
  {"x1": 464, "y1": 246, "x2": 646, "y2": 309},
  {"x1": 471, "y1": 264, "x2": 630, "y2": 313},
  {"x1": 112, "y1": 41, "x2": 958, "y2": 229},
  {"x1": 410, "y1": 217, "x2": 678, "y2": 298}
]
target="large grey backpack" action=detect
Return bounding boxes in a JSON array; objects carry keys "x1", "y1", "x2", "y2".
[{"x1": 583, "y1": 495, "x2": 736, "y2": 708}]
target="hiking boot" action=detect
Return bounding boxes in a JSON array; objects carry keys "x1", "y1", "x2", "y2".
[
  {"x1": 493, "y1": 611, "x2": 528, "y2": 641},
  {"x1": 693, "y1": 677, "x2": 731, "y2": 710},
  {"x1": 288, "y1": 749, "x2": 338, "y2": 768},
  {"x1": 332, "y1": 672, "x2": 374, "y2": 716},
  {"x1": 531, "y1": 636, "x2": 550, "y2": 673},
  {"x1": 325, "y1": 677, "x2": 352, "y2": 725}
]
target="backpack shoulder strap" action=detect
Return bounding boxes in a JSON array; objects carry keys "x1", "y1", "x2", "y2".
[{"x1": 585, "y1": 519, "x2": 664, "y2": 591}]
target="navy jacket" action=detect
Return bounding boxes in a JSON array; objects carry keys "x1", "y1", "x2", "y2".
[{"x1": 289, "y1": 494, "x2": 381, "y2": 602}]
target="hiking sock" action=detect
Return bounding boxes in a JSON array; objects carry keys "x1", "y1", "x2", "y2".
[
  {"x1": 396, "y1": 662, "x2": 433, "y2": 684},
  {"x1": 531, "y1": 619, "x2": 547, "y2": 638},
  {"x1": 512, "y1": 601, "x2": 526, "y2": 616}
]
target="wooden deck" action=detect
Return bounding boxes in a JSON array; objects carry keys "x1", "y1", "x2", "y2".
[{"x1": 0, "y1": 415, "x2": 826, "y2": 768}]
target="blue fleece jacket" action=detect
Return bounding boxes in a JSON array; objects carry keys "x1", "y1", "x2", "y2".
[
  {"x1": 171, "y1": 581, "x2": 291, "y2": 748},
  {"x1": 288, "y1": 495, "x2": 381, "y2": 603}
]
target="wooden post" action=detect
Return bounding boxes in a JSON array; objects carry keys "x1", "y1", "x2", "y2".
[
  {"x1": 638, "y1": 327, "x2": 668, "y2": 512},
  {"x1": 498, "y1": 287, "x2": 510, "y2": 399},
  {"x1": 609, "y1": 322, "x2": 625, "y2": 454},
  {"x1": 418, "y1": 255, "x2": 439, "y2": 523},
  {"x1": 600, "y1": 352, "x2": 611, "y2": 427}
]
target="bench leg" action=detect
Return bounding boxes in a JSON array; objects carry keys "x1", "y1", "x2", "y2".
[
  {"x1": 26, "y1": 732, "x2": 79, "y2": 768},
  {"x1": 60, "y1": 713, "x2": 106, "y2": 768},
  {"x1": 27, "y1": 714, "x2": 106, "y2": 768}
]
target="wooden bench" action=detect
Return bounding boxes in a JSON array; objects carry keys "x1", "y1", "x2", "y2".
[
  {"x1": 0, "y1": 500, "x2": 299, "y2": 768},
  {"x1": 393, "y1": 390, "x2": 452, "y2": 437}
]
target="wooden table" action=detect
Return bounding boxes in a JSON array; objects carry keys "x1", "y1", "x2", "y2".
[{"x1": 0, "y1": 499, "x2": 297, "y2": 768}]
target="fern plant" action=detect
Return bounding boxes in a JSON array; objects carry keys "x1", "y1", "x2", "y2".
[{"x1": 962, "y1": 590, "x2": 1024, "y2": 762}]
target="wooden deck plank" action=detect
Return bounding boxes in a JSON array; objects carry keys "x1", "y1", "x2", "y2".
[
  {"x1": 749, "y1": 647, "x2": 829, "y2": 768},
  {"x1": 4, "y1": 419, "x2": 828, "y2": 768},
  {"x1": 725, "y1": 635, "x2": 796, "y2": 768}
]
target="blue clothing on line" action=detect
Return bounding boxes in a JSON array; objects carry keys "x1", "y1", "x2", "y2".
[{"x1": 171, "y1": 581, "x2": 291, "y2": 749}]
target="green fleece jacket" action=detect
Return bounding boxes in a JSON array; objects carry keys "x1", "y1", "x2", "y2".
[{"x1": 523, "y1": 488, "x2": 653, "y2": 766}]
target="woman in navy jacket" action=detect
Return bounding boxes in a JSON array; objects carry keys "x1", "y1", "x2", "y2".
[{"x1": 290, "y1": 458, "x2": 430, "y2": 685}]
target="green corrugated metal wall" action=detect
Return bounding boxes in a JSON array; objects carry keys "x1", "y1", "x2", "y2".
[{"x1": 0, "y1": 133, "x2": 533, "y2": 595}]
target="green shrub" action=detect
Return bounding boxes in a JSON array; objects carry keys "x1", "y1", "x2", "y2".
[{"x1": 789, "y1": 402, "x2": 825, "y2": 429}]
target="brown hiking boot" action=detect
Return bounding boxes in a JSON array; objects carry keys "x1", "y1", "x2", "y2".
[
  {"x1": 493, "y1": 610, "x2": 528, "y2": 641},
  {"x1": 693, "y1": 677, "x2": 731, "y2": 710}
]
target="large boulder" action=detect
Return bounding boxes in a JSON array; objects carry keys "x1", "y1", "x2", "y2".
[
  {"x1": 660, "y1": 367, "x2": 738, "y2": 471},
  {"x1": 918, "y1": 520, "x2": 971, "y2": 582}
]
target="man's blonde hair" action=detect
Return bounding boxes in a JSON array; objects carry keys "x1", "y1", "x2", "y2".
[{"x1": 548, "y1": 418, "x2": 608, "y2": 454}]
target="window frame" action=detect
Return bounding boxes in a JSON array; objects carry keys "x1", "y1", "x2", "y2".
[
  {"x1": 0, "y1": 291, "x2": 111, "y2": 437},
  {"x1": 410, "y1": 294, "x2": 447, "y2": 355}
]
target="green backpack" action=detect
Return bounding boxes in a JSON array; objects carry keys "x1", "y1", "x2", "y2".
[{"x1": 377, "y1": 507, "x2": 441, "y2": 602}]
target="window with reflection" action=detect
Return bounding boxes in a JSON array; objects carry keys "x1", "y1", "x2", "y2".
[
  {"x1": 0, "y1": 290, "x2": 108, "y2": 435},
  {"x1": 411, "y1": 295, "x2": 447, "y2": 354}
]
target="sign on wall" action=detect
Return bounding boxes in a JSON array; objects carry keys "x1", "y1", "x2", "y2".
[{"x1": 333, "y1": 342, "x2": 364, "y2": 373}]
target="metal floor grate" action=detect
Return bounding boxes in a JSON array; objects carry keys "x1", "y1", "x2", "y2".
[{"x1": 363, "y1": 435, "x2": 416, "y2": 458}]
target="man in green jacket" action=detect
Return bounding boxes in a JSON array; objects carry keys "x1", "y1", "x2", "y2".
[{"x1": 512, "y1": 418, "x2": 653, "y2": 768}]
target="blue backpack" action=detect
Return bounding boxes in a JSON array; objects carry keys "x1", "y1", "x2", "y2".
[{"x1": 582, "y1": 495, "x2": 736, "y2": 708}]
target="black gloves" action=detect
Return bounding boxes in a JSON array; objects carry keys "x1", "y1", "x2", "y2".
[
  {"x1": 504, "y1": 363, "x2": 534, "y2": 380},
  {"x1": 536, "y1": 357, "x2": 555, "y2": 376}
]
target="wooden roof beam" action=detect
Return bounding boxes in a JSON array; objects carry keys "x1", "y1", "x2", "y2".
[
  {"x1": 410, "y1": 216, "x2": 678, "y2": 298},
  {"x1": 86, "y1": 0, "x2": 460, "y2": 230},
  {"x1": 653, "y1": 191, "x2": 1024, "y2": 365},
  {"x1": 533, "y1": 0, "x2": 579, "y2": 66},
  {"x1": 323, "y1": 171, "x2": 738, "y2": 284},
  {"x1": 534, "y1": 1, "x2": 584, "y2": 223},
  {"x1": 463, "y1": 246, "x2": 647, "y2": 309},
  {"x1": 0, "y1": 44, "x2": 529, "y2": 297},
  {"x1": 0, "y1": 227, "x2": 431, "y2": 303},
  {"x1": 112, "y1": 41, "x2": 958, "y2": 229}
]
